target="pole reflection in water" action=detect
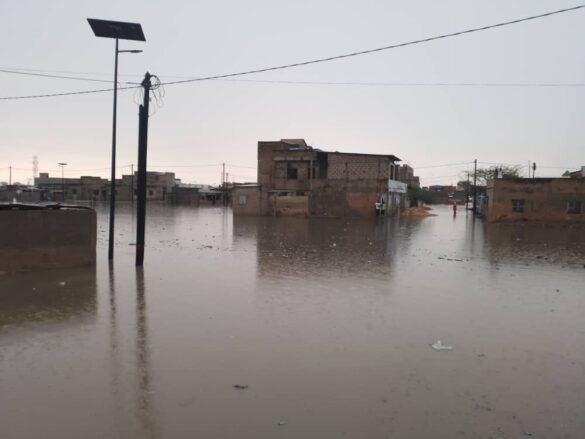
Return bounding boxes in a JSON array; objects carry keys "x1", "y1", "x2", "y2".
[
  {"x1": 108, "y1": 261, "x2": 122, "y2": 425},
  {"x1": 135, "y1": 267, "x2": 156, "y2": 438}
]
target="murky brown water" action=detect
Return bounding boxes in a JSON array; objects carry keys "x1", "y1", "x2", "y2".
[{"x1": 1, "y1": 205, "x2": 585, "y2": 438}]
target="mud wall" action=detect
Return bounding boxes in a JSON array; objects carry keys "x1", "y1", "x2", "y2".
[{"x1": 0, "y1": 209, "x2": 97, "y2": 274}]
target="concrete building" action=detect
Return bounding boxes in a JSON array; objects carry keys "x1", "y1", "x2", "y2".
[
  {"x1": 486, "y1": 178, "x2": 585, "y2": 222},
  {"x1": 233, "y1": 138, "x2": 405, "y2": 217},
  {"x1": 35, "y1": 173, "x2": 110, "y2": 202},
  {"x1": 396, "y1": 164, "x2": 420, "y2": 189},
  {"x1": 119, "y1": 171, "x2": 175, "y2": 202},
  {"x1": 35, "y1": 171, "x2": 176, "y2": 202},
  {"x1": 0, "y1": 185, "x2": 43, "y2": 203},
  {"x1": 170, "y1": 183, "x2": 200, "y2": 206}
]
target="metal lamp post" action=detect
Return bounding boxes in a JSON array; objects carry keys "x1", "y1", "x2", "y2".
[
  {"x1": 87, "y1": 18, "x2": 145, "y2": 261},
  {"x1": 58, "y1": 162, "x2": 67, "y2": 202}
]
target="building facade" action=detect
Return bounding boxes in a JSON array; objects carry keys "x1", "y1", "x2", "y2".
[
  {"x1": 233, "y1": 139, "x2": 405, "y2": 217},
  {"x1": 486, "y1": 178, "x2": 585, "y2": 222},
  {"x1": 35, "y1": 171, "x2": 175, "y2": 202}
]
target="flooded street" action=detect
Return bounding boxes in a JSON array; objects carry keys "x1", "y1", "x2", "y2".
[{"x1": 1, "y1": 205, "x2": 585, "y2": 439}]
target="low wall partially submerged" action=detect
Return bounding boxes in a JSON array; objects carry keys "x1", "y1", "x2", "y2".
[{"x1": 0, "y1": 205, "x2": 96, "y2": 274}]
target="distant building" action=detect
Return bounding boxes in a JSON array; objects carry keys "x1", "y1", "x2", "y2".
[
  {"x1": 396, "y1": 164, "x2": 420, "y2": 189},
  {"x1": 486, "y1": 178, "x2": 585, "y2": 222},
  {"x1": 428, "y1": 185, "x2": 456, "y2": 193},
  {"x1": 35, "y1": 171, "x2": 175, "y2": 202},
  {"x1": 35, "y1": 173, "x2": 110, "y2": 202},
  {"x1": 170, "y1": 182, "x2": 200, "y2": 206},
  {"x1": 0, "y1": 184, "x2": 42, "y2": 203},
  {"x1": 233, "y1": 138, "x2": 406, "y2": 217},
  {"x1": 119, "y1": 171, "x2": 175, "y2": 202},
  {"x1": 562, "y1": 166, "x2": 585, "y2": 179}
]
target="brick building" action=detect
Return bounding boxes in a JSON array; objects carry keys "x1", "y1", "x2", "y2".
[
  {"x1": 396, "y1": 164, "x2": 420, "y2": 189},
  {"x1": 35, "y1": 171, "x2": 176, "y2": 202},
  {"x1": 233, "y1": 139, "x2": 405, "y2": 217},
  {"x1": 486, "y1": 178, "x2": 585, "y2": 222}
]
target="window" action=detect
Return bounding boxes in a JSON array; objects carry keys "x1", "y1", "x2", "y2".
[
  {"x1": 71, "y1": 189, "x2": 78, "y2": 195},
  {"x1": 511, "y1": 199, "x2": 525, "y2": 213},
  {"x1": 148, "y1": 190, "x2": 154, "y2": 196},
  {"x1": 93, "y1": 190, "x2": 99, "y2": 196},
  {"x1": 238, "y1": 195, "x2": 247, "y2": 205},
  {"x1": 287, "y1": 164, "x2": 298, "y2": 180},
  {"x1": 567, "y1": 200, "x2": 582, "y2": 214}
]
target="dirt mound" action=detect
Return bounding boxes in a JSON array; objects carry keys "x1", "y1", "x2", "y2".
[{"x1": 402, "y1": 206, "x2": 436, "y2": 217}]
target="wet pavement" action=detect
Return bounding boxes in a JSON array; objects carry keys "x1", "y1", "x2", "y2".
[{"x1": 1, "y1": 204, "x2": 585, "y2": 438}]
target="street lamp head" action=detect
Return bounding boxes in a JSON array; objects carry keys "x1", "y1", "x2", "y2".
[
  {"x1": 58, "y1": 162, "x2": 68, "y2": 166},
  {"x1": 118, "y1": 49, "x2": 143, "y2": 54}
]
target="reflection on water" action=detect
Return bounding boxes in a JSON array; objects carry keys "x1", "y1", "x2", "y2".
[
  {"x1": 1, "y1": 204, "x2": 585, "y2": 438},
  {"x1": 234, "y1": 216, "x2": 405, "y2": 280},
  {"x1": 485, "y1": 222, "x2": 585, "y2": 268},
  {"x1": 135, "y1": 267, "x2": 156, "y2": 439},
  {"x1": 0, "y1": 266, "x2": 96, "y2": 328}
]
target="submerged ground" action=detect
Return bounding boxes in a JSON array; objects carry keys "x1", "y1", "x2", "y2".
[{"x1": 1, "y1": 205, "x2": 584, "y2": 438}]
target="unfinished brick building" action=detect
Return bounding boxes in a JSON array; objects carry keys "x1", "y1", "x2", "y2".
[
  {"x1": 486, "y1": 178, "x2": 585, "y2": 222},
  {"x1": 233, "y1": 139, "x2": 404, "y2": 217}
]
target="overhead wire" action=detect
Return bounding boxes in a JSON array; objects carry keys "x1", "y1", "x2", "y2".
[
  {"x1": 158, "y1": 4, "x2": 585, "y2": 87},
  {"x1": 1, "y1": 4, "x2": 584, "y2": 100},
  {"x1": 3, "y1": 67, "x2": 585, "y2": 88},
  {"x1": 0, "y1": 69, "x2": 140, "y2": 85}
]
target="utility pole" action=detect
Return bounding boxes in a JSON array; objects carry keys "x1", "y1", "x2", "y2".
[
  {"x1": 222, "y1": 162, "x2": 226, "y2": 206},
  {"x1": 8, "y1": 166, "x2": 11, "y2": 186},
  {"x1": 465, "y1": 171, "x2": 470, "y2": 210},
  {"x1": 58, "y1": 162, "x2": 67, "y2": 202},
  {"x1": 472, "y1": 159, "x2": 477, "y2": 215},
  {"x1": 136, "y1": 72, "x2": 152, "y2": 267},
  {"x1": 107, "y1": 38, "x2": 120, "y2": 261},
  {"x1": 130, "y1": 163, "x2": 135, "y2": 204},
  {"x1": 532, "y1": 162, "x2": 536, "y2": 179}
]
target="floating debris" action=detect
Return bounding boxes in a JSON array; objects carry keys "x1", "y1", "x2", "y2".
[
  {"x1": 431, "y1": 340, "x2": 453, "y2": 351},
  {"x1": 233, "y1": 385, "x2": 248, "y2": 390},
  {"x1": 277, "y1": 421, "x2": 287, "y2": 426},
  {"x1": 57, "y1": 281, "x2": 66, "y2": 287}
]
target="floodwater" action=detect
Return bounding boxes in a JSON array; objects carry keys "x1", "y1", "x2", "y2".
[{"x1": 1, "y1": 205, "x2": 585, "y2": 439}]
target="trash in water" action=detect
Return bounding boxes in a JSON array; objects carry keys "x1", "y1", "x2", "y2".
[
  {"x1": 233, "y1": 385, "x2": 248, "y2": 390},
  {"x1": 57, "y1": 281, "x2": 66, "y2": 287},
  {"x1": 277, "y1": 421, "x2": 287, "y2": 426},
  {"x1": 431, "y1": 340, "x2": 453, "y2": 351}
]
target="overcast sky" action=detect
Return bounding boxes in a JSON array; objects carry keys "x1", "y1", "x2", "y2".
[{"x1": 1, "y1": 0, "x2": 584, "y2": 186}]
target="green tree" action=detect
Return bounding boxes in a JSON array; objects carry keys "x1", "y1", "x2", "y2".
[
  {"x1": 407, "y1": 187, "x2": 433, "y2": 206},
  {"x1": 461, "y1": 165, "x2": 521, "y2": 187}
]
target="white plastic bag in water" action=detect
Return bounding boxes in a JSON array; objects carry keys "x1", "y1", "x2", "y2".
[{"x1": 431, "y1": 340, "x2": 453, "y2": 351}]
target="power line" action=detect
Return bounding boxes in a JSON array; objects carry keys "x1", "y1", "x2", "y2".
[
  {"x1": 216, "y1": 78, "x2": 585, "y2": 87},
  {"x1": 414, "y1": 161, "x2": 474, "y2": 169},
  {"x1": 2, "y1": 4, "x2": 584, "y2": 101},
  {"x1": 0, "y1": 69, "x2": 139, "y2": 85},
  {"x1": 0, "y1": 85, "x2": 139, "y2": 100},
  {"x1": 149, "y1": 163, "x2": 223, "y2": 168},
  {"x1": 159, "y1": 4, "x2": 585, "y2": 87},
  {"x1": 3, "y1": 67, "x2": 584, "y2": 88},
  {"x1": 226, "y1": 164, "x2": 257, "y2": 169}
]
